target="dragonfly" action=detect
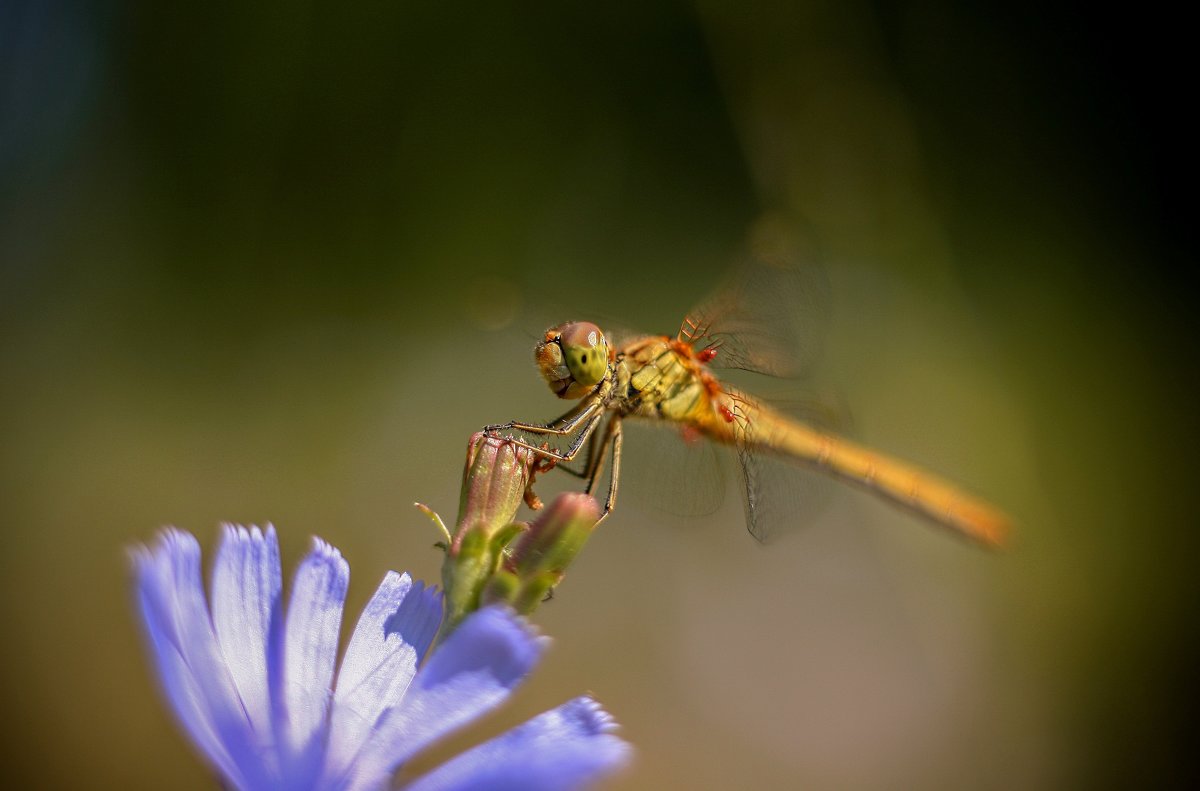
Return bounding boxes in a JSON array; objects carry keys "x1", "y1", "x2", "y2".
[{"x1": 484, "y1": 254, "x2": 1010, "y2": 548}]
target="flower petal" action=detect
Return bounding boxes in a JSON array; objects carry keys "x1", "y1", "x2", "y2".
[
  {"x1": 322, "y1": 572, "x2": 443, "y2": 784},
  {"x1": 343, "y1": 607, "x2": 547, "y2": 791},
  {"x1": 269, "y1": 537, "x2": 348, "y2": 773},
  {"x1": 404, "y1": 697, "x2": 632, "y2": 791},
  {"x1": 211, "y1": 524, "x2": 281, "y2": 742},
  {"x1": 133, "y1": 529, "x2": 274, "y2": 789}
]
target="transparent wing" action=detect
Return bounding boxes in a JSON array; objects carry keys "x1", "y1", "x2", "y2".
[
  {"x1": 728, "y1": 387, "x2": 838, "y2": 543},
  {"x1": 613, "y1": 419, "x2": 726, "y2": 520},
  {"x1": 680, "y1": 225, "x2": 830, "y2": 378},
  {"x1": 735, "y1": 444, "x2": 784, "y2": 543}
]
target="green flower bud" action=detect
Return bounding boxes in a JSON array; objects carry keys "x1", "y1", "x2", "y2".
[
  {"x1": 483, "y1": 492, "x2": 600, "y2": 616},
  {"x1": 454, "y1": 431, "x2": 535, "y2": 543}
]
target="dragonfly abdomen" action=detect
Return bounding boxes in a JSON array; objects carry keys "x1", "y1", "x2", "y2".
[{"x1": 736, "y1": 400, "x2": 1009, "y2": 547}]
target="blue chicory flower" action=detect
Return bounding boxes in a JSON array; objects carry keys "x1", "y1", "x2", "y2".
[{"x1": 132, "y1": 525, "x2": 630, "y2": 791}]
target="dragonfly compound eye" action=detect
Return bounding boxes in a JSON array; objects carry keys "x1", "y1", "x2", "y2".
[
  {"x1": 535, "y1": 322, "x2": 606, "y2": 399},
  {"x1": 558, "y1": 321, "x2": 609, "y2": 387}
]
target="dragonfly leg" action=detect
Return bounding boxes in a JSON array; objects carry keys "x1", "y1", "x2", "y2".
[
  {"x1": 558, "y1": 419, "x2": 603, "y2": 479},
  {"x1": 494, "y1": 411, "x2": 604, "y2": 465},
  {"x1": 584, "y1": 417, "x2": 623, "y2": 526},
  {"x1": 483, "y1": 399, "x2": 600, "y2": 438},
  {"x1": 582, "y1": 417, "x2": 614, "y2": 495}
]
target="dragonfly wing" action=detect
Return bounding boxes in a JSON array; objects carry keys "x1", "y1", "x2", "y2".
[
  {"x1": 735, "y1": 439, "x2": 839, "y2": 543},
  {"x1": 730, "y1": 387, "x2": 837, "y2": 543},
  {"x1": 682, "y1": 229, "x2": 831, "y2": 379},
  {"x1": 736, "y1": 439, "x2": 768, "y2": 542},
  {"x1": 618, "y1": 420, "x2": 725, "y2": 519}
]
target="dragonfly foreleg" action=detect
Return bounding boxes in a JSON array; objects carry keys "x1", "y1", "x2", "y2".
[
  {"x1": 483, "y1": 399, "x2": 601, "y2": 438},
  {"x1": 493, "y1": 410, "x2": 604, "y2": 465},
  {"x1": 557, "y1": 419, "x2": 603, "y2": 479},
  {"x1": 582, "y1": 416, "x2": 623, "y2": 526}
]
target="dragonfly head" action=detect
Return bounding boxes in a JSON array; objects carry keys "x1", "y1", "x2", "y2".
[{"x1": 535, "y1": 321, "x2": 611, "y2": 399}]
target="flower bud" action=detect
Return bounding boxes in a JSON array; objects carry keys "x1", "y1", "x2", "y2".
[
  {"x1": 454, "y1": 432, "x2": 535, "y2": 545},
  {"x1": 510, "y1": 492, "x2": 600, "y2": 577},
  {"x1": 483, "y1": 492, "x2": 601, "y2": 615}
]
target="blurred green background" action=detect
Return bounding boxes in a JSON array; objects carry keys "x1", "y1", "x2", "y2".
[{"x1": 2, "y1": 1, "x2": 1193, "y2": 788}]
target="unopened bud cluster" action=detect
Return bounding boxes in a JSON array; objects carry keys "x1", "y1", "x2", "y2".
[{"x1": 431, "y1": 432, "x2": 600, "y2": 635}]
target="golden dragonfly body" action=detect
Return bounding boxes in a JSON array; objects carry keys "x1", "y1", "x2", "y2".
[{"x1": 486, "y1": 316, "x2": 1008, "y2": 547}]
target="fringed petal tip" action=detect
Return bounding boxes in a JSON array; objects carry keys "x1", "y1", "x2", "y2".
[
  {"x1": 561, "y1": 696, "x2": 622, "y2": 736},
  {"x1": 218, "y1": 522, "x2": 277, "y2": 546},
  {"x1": 406, "y1": 578, "x2": 446, "y2": 623},
  {"x1": 130, "y1": 526, "x2": 270, "y2": 574},
  {"x1": 128, "y1": 527, "x2": 197, "y2": 570},
  {"x1": 126, "y1": 543, "x2": 151, "y2": 570},
  {"x1": 130, "y1": 526, "x2": 282, "y2": 578},
  {"x1": 453, "y1": 606, "x2": 552, "y2": 681},
  {"x1": 293, "y1": 537, "x2": 351, "y2": 603},
  {"x1": 308, "y1": 535, "x2": 345, "y2": 565},
  {"x1": 158, "y1": 526, "x2": 200, "y2": 553},
  {"x1": 401, "y1": 695, "x2": 633, "y2": 791},
  {"x1": 409, "y1": 578, "x2": 442, "y2": 599},
  {"x1": 489, "y1": 605, "x2": 552, "y2": 653},
  {"x1": 414, "y1": 605, "x2": 549, "y2": 695},
  {"x1": 377, "y1": 574, "x2": 444, "y2": 615}
]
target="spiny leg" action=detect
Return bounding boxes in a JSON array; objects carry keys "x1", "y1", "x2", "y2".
[
  {"x1": 558, "y1": 415, "x2": 605, "y2": 480},
  {"x1": 483, "y1": 398, "x2": 601, "y2": 438},
  {"x1": 583, "y1": 416, "x2": 623, "y2": 525},
  {"x1": 493, "y1": 410, "x2": 604, "y2": 466},
  {"x1": 582, "y1": 416, "x2": 616, "y2": 496},
  {"x1": 599, "y1": 418, "x2": 623, "y2": 524}
]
